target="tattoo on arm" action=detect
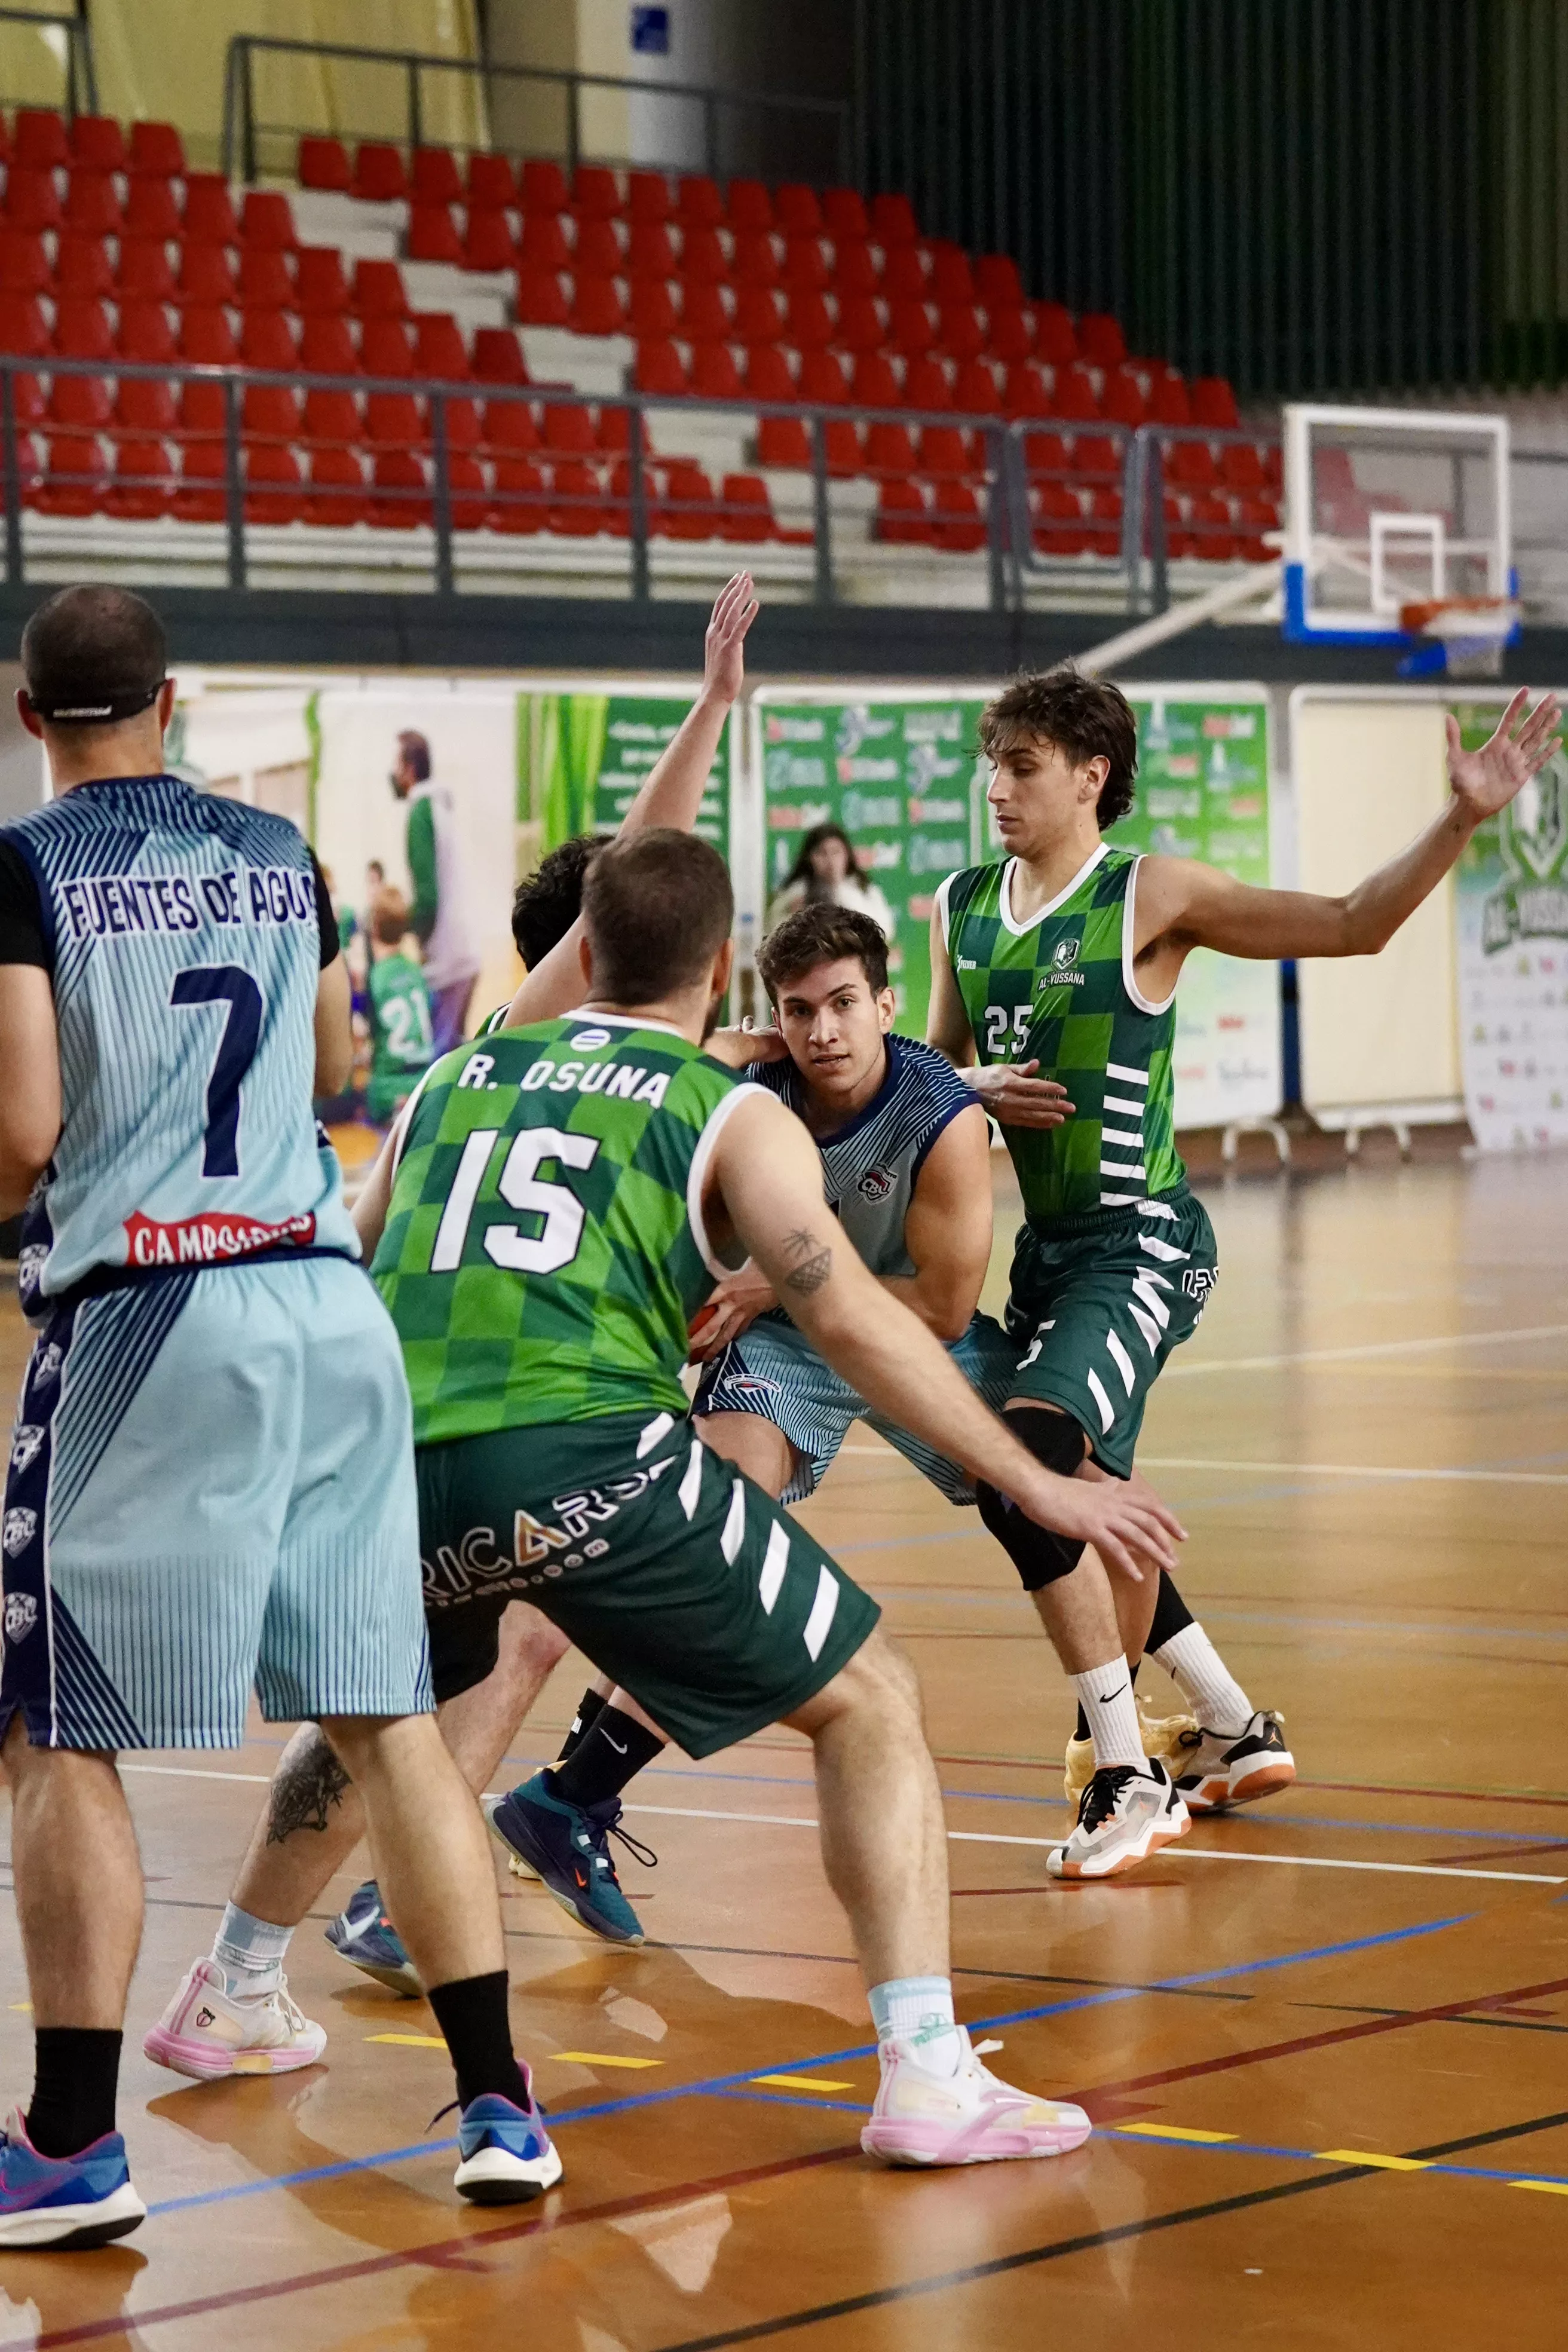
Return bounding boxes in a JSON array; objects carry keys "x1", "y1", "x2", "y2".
[
  {"x1": 782, "y1": 1239, "x2": 833, "y2": 1295},
  {"x1": 266, "y1": 1731, "x2": 351, "y2": 1845}
]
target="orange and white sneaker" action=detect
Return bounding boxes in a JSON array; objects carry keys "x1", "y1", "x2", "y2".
[
  {"x1": 143, "y1": 1957, "x2": 327, "y2": 2082},
  {"x1": 861, "y1": 2029, "x2": 1092, "y2": 2167},
  {"x1": 1172, "y1": 1711, "x2": 1295, "y2": 1812},
  {"x1": 1047, "y1": 1758, "x2": 1190, "y2": 1880}
]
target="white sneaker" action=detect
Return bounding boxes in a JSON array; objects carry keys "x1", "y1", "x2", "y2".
[
  {"x1": 143, "y1": 1956, "x2": 327, "y2": 2081},
  {"x1": 1064, "y1": 1701, "x2": 1199, "y2": 1807},
  {"x1": 1046, "y1": 1758, "x2": 1190, "y2": 1880},
  {"x1": 861, "y1": 2028, "x2": 1092, "y2": 2167},
  {"x1": 1172, "y1": 1710, "x2": 1296, "y2": 1812}
]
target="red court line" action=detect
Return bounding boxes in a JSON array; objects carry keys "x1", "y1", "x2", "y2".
[
  {"x1": 1086, "y1": 1973, "x2": 1568, "y2": 2099},
  {"x1": 1428, "y1": 1840, "x2": 1568, "y2": 1867},
  {"x1": 21, "y1": 2142, "x2": 864, "y2": 2349}
]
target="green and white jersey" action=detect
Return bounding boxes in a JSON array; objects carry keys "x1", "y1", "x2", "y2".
[
  {"x1": 372, "y1": 1012, "x2": 759, "y2": 1443},
  {"x1": 938, "y1": 845, "x2": 1184, "y2": 1224},
  {"x1": 367, "y1": 950, "x2": 435, "y2": 1122}
]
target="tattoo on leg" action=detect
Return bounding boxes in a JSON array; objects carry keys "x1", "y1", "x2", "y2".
[
  {"x1": 266, "y1": 1734, "x2": 351, "y2": 1845},
  {"x1": 780, "y1": 1226, "x2": 832, "y2": 1296}
]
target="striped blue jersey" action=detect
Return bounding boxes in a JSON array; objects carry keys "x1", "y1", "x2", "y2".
[
  {"x1": 4, "y1": 774, "x2": 356, "y2": 1303},
  {"x1": 748, "y1": 1033, "x2": 974, "y2": 1281}
]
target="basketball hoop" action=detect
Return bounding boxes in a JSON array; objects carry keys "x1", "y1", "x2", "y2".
[{"x1": 1398, "y1": 595, "x2": 1521, "y2": 680}]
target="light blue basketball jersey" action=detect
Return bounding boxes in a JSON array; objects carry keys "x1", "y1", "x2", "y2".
[{"x1": 4, "y1": 774, "x2": 357, "y2": 1304}]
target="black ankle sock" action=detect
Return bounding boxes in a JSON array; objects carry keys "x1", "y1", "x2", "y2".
[
  {"x1": 551, "y1": 1705, "x2": 665, "y2": 1810},
  {"x1": 426, "y1": 1971, "x2": 528, "y2": 2111},
  {"x1": 558, "y1": 1685, "x2": 607, "y2": 1764},
  {"x1": 27, "y1": 2028, "x2": 122, "y2": 2158},
  {"x1": 1147, "y1": 1569, "x2": 1195, "y2": 1652}
]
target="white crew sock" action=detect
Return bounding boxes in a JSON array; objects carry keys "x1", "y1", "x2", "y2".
[
  {"x1": 212, "y1": 1901, "x2": 293, "y2": 1998},
  {"x1": 869, "y1": 1976, "x2": 962, "y2": 2077},
  {"x1": 1070, "y1": 1661, "x2": 1148, "y2": 1774},
  {"x1": 1153, "y1": 1622, "x2": 1252, "y2": 1737}
]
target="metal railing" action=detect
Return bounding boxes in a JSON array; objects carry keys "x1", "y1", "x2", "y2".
[
  {"x1": 221, "y1": 34, "x2": 853, "y2": 189},
  {"x1": 0, "y1": 3, "x2": 96, "y2": 117}
]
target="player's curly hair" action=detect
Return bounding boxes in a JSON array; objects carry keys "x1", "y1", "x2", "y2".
[
  {"x1": 979, "y1": 664, "x2": 1138, "y2": 829},
  {"x1": 511, "y1": 833, "x2": 601, "y2": 967},
  {"x1": 758, "y1": 902, "x2": 889, "y2": 999}
]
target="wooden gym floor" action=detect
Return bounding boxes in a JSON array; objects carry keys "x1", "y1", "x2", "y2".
[{"x1": 1, "y1": 1144, "x2": 1564, "y2": 2349}]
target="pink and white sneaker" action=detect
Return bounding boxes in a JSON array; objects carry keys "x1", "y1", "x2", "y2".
[
  {"x1": 860, "y1": 2029, "x2": 1092, "y2": 2167},
  {"x1": 143, "y1": 1957, "x2": 327, "y2": 2082}
]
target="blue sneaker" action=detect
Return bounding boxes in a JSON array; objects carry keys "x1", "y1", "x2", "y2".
[
  {"x1": 485, "y1": 1775, "x2": 654, "y2": 1945},
  {"x1": 451, "y1": 2081, "x2": 563, "y2": 2205},
  {"x1": 0, "y1": 2108, "x2": 146, "y2": 2249},
  {"x1": 324, "y1": 1878, "x2": 422, "y2": 1996}
]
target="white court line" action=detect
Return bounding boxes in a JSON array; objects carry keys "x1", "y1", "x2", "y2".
[
  {"x1": 118, "y1": 1774, "x2": 1567, "y2": 1886},
  {"x1": 1165, "y1": 1321, "x2": 1568, "y2": 1377},
  {"x1": 1137, "y1": 1457, "x2": 1568, "y2": 1486}
]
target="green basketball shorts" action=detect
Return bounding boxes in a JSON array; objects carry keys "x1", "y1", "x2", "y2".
[
  {"x1": 415, "y1": 1408, "x2": 880, "y2": 1757},
  {"x1": 1002, "y1": 1184, "x2": 1217, "y2": 1478}
]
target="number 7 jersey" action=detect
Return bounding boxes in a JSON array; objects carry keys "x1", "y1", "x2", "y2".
[
  {"x1": 938, "y1": 844, "x2": 1185, "y2": 1224},
  {"x1": 372, "y1": 1013, "x2": 761, "y2": 1443}
]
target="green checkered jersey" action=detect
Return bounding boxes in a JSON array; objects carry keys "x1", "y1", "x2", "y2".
[
  {"x1": 373, "y1": 1013, "x2": 758, "y2": 1441},
  {"x1": 366, "y1": 951, "x2": 435, "y2": 1122},
  {"x1": 938, "y1": 846, "x2": 1184, "y2": 1224}
]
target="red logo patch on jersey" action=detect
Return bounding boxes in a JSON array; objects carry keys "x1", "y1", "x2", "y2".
[
  {"x1": 857, "y1": 1166, "x2": 896, "y2": 1203},
  {"x1": 124, "y1": 1210, "x2": 317, "y2": 1269}
]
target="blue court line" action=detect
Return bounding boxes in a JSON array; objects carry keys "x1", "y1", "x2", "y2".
[
  {"x1": 138, "y1": 1910, "x2": 1470, "y2": 2221},
  {"x1": 1101, "y1": 2126, "x2": 1568, "y2": 2195}
]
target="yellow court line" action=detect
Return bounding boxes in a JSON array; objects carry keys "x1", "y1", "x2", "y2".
[
  {"x1": 551, "y1": 2051, "x2": 663, "y2": 2070},
  {"x1": 1512, "y1": 2178, "x2": 1568, "y2": 2195},
  {"x1": 366, "y1": 2033, "x2": 446, "y2": 2048},
  {"x1": 1118, "y1": 2122, "x2": 1238, "y2": 2145},
  {"x1": 751, "y1": 2073, "x2": 856, "y2": 2093},
  {"x1": 1318, "y1": 2148, "x2": 1433, "y2": 2172}
]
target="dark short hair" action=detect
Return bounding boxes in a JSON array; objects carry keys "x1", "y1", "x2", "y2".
[
  {"x1": 20, "y1": 584, "x2": 167, "y2": 725},
  {"x1": 397, "y1": 729, "x2": 431, "y2": 782},
  {"x1": 512, "y1": 833, "x2": 599, "y2": 967},
  {"x1": 758, "y1": 901, "x2": 889, "y2": 999},
  {"x1": 581, "y1": 828, "x2": 733, "y2": 1004},
  {"x1": 979, "y1": 665, "x2": 1138, "y2": 828},
  {"x1": 781, "y1": 820, "x2": 868, "y2": 895}
]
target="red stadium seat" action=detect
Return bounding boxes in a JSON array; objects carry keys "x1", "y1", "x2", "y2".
[
  {"x1": 445, "y1": 449, "x2": 488, "y2": 530},
  {"x1": 929, "y1": 248, "x2": 975, "y2": 304},
  {"x1": 774, "y1": 185, "x2": 823, "y2": 237},
  {"x1": 952, "y1": 358, "x2": 1000, "y2": 416},
  {"x1": 116, "y1": 301, "x2": 177, "y2": 365},
  {"x1": 472, "y1": 326, "x2": 528, "y2": 384},
  {"x1": 745, "y1": 344, "x2": 797, "y2": 402},
  {"x1": 1053, "y1": 365, "x2": 1101, "y2": 422},
  {"x1": 657, "y1": 460, "x2": 717, "y2": 539},
  {"x1": 240, "y1": 191, "x2": 297, "y2": 250},
  {"x1": 975, "y1": 254, "x2": 1023, "y2": 308},
  {"x1": 572, "y1": 166, "x2": 621, "y2": 220},
  {"x1": 1235, "y1": 494, "x2": 1280, "y2": 560},
  {"x1": 822, "y1": 418, "x2": 861, "y2": 476},
  {"x1": 679, "y1": 281, "x2": 731, "y2": 341},
  {"x1": 889, "y1": 298, "x2": 936, "y2": 357},
  {"x1": 370, "y1": 448, "x2": 431, "y2": 528},
  {"x1": 690, "y1": 341, "x2": 743, "y2": 399},
  {"x1": 305, "y1": 446, "x2": 369, "y2": 526},
  {"x1": 902, "y1": 355, "x2": 953, "y2": 411},
  {"x1": 719, "y1": 471, "x2": 776, "y2": 542},
  {"x1": 822, "y1": 188, "x2": 869, "y2": 243},
  {"x1": 784, "y1": 291, "x2": 834, "y2": 350},
  {"x1": 730, "y1": 229, "x2": 780, "y2": 289},
  {"x1": 173, "y1": 441, "x2": 228, "y2": 523},
  {"x1": 54, "y1": 296, "x2": 113, "y2": 360},
  {"x1": 439, "y1": 392, "x2": 483, "y2": 452},
  {"x1": 627, "y1": 171, "x2": 673, "y2": 224},
  {"x1": 412, "y1": 148, "x2": 464, "y2": 206},
  {"x1": 984, "y1": 307, "x2": 1031, "y2": 363},
  {"x1": 33, "y1": 432, "x2": 106, "y2": 516},
  {"x1": 14, "y1": 110, "x2": 68, "y2": 170},
  {"x1": 176, "y1": 378, "x2": 228, "y2": 443},
  {"x1": 414, "y1": 313, "x2": 469, "y2": 378},
  {"x1": 1, "y1": 229, "x2": 55, "y2": 294},
  {"x1": 1033, "y1": 479, "x2": 1088, "y2": 555},
  {"x1": 482, "y1": 396, "x2": 540, "y2": 455},
  {"x1": 1149, "y1": 373, "x2": 1192, "y2": 427},
  {"x1": 798, "y1": 348, "x2": 849, "y2": 405},
  {"x1": 876, "y1": 478, "x2": 932, "y2": 542},
  {"x1": 733, "y1": 285, "x2": 785, "y2": 344},
  {"x1": 850, "y1": 351, "x2": 902, "y2": 408},
  {"x1": 1002, "y1": 360, "x2": 1052, "y2": 418},
  {"x1": 55, "y1": 236, "x2": 115, "y2": 303},
  {"x1": 572, "y1": 219, "x2": 623, "y2": 276},
  {"x1": 183, "y1": 177, "x2": 240, "y2": 244},
  {"x1": 831, "y1": 240, "x2": 880, "y2": 298},
  {"x1": 299, "y1": 316, "x2": 360, "y2": 375},
  {"x1": 5, "y1": 170, "x2": 62, "y2": 234},
  {"x1": 360, "y1": 318, "x2": 415, "y2": 377},
  {"x1": 1166, "y1": 435, "x2": 1218, "y2": 487},
  {"x1": 781, "y1": 236, "x2": 829, "y2": 293},
  {"x1": 628, "y1": 278, "x2": 678, "y2": 339},
  {"x1": 595, "y1": 403, "x2": 630, "y2": 454},
  {"x1": 880, "y1": 247, "x2": 929, "y2": 301},
  {"x1": 301, "y1": 387, "x2": 362, "y2": 446},
  {"x1": 676, "y1": 174, "x2": 724, "y2": 230},
  {"x1": 47, "y1": 369, "x2": 112, "y2": 429},
  {"x1": 63, "y1": 171, "x2": 122, "y2": 235},
  {"x1": 105, "y1": 438, "x2": 173, "y2": 519},
  {"x1": 520, "y1": 212, "x2": 572, "y2": 271},
  {"x1": 115, "y1": 238, "x2": 176, "y2": 304},
  {"x1": 514, "y1": 269, "x2": 568, "y2": 329},
  {"x1": 408, "y1": 205, "x2": 463, "y2": 265},
  {"x1": 354, "y1": 144, "x2": 409, "y2": 203},
  {"x1": 933, "y1": 478, "x2": 986, "y2": 551},
  {"x1": 1077, "y1": 312, "x2": 1126, "y2": 366},
  {"x1": 569, "y1": 275, "x2": 626, "y2": 335},
  {"x1": 1188, "y1": 489, "x2": 1236, "y2": 559},
  {"x1": 123, "y1": 177, "x2": 182, "y2": 241},
  {"x1": 351, "y1": 259, "x2": 409, "y2": 319},
  {"x1": 1031, "y1": 302, "x2": 1078, "y2": 365},
  {"x1": 756, "y1": 415, "x2": 810, "y2": 467},
  {"x1": 1091, "y1": 485, "x2": 1128, "y2": 554},
  {"x1": 294, "y1": 247, "x2": 348, "y2": 314},
  {"x1": 128, "y1": 122, "x2": 185, "y2": 177},
  {"x1": 633, "y1": 338, "x2": 686, "y2": 396},
  {"x1": 520, "y1": 159, "x2": 570, "y2": 212},
  {"x1": 1023, "y1": 428, "x2": 1070, "y2": 478},
  {"x1": 541, "y1": 401, "x2": 596, "y2": 456},
  {"x1": 462, "y1": 210, "x2": 516, "y2": 272},
  {"x1": 365, "y1": 391, "x2": 427, "y2": 448},
  {"x1": 1192, "y1": 376, "x2": 1240, "y2": 428},
  {"x1": 491, "y1": 455, "x2": 546, "y2": 534},
  {"x1": 298, "y1": 137, "x2": 351, "y2": 192},
  {"x1": 915, "y1": 422, "x2": 969, "y2": 476},
  {"x1": 863, "y1": 420, "x2": 917, "y2": 476},
  {"x1": 832, "y1": 295, "x2": 884, "y2": 354},
  {"x1": 1220, "y1": 440, "x2": 1267, "y2": 492},
  {"x1": 627, "y1": 220, "x2": 678, "y2": 278},
  {"x1": 679, "y1": 226, "x2": 728, "y2": 283},
  {"x1": 1070, "y1": 431, "x2": 1122, "y2": 481},
  {"x1": 244, "y1": 443, "x2": 304, "y2": 525},
  {"x1": 178, "y1": 305, "x2": 238, "y2": 366},
  {"x1": 868, "y1": 192, "x2": 918, "y2": 246},
  {"x1": 237, "y1": 248, "x2": 294, "y2": 311},
  {"x1": 241, "y1": 383, "x2": 301, "y2": 443},
  {"x1": 1102, "y1": 368, "x2": 1149, "y2": 427},
  {"x1": 936, "y1": 304, "x2": 985, "y2": 362},
  {"x1": 727, "y1": 179, "x2": 774, "y2": 232},
  {"x1": 547, "y1": 457, "x2": 602, "y2": 535},
  {"x1": 240, "y1": 311, "x2": 299, "y2": 370},
  {"x1": 467, "y1": 153, "x2": 516, "y2": 209}
]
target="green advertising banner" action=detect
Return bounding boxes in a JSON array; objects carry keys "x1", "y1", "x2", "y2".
[
  {"x1": 1452, "y1": 699, "x2": 1568, "y2": 1149},
  {"x1": 520, "y1": 689, "x2": 731, "y2": 856},
  {"x1": 752, "y1": 685, "x2": 1280, "y2": 1126}
]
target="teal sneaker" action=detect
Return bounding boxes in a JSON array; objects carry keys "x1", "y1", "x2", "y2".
[{"x1": 485, "y1": 1774, "x2": 654, "y2": 1945}]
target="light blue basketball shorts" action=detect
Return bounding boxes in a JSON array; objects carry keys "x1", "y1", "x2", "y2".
[
  {"x1": 1, "y1": 1254, "x2": 430, "y2": 1751},
  {"x1": 693, "y1": 1309, "x2": 1019, "y2": 1506}
]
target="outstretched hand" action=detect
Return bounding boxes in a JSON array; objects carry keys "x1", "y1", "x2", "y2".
[
  {"x1": 702, "y1": 571, "x2": 760, "y2": 706},
  {"x1": 1019, "y1": 1469, "x2": 1186, "y2": 1585},
  {"x1": 963, "y1": 1059, "x2": 1075, "y2": 1129},
  {"x1": 1446, "y1": 688, "x2": 1563, "y2": 822}
]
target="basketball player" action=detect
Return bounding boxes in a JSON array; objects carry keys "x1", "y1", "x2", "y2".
[
  {"x1": 0, "y1": 587, "x2": 560, "y2": 2248},
  {"x1": 927, "y1": 667, "x2": 1561, "y2": 1879}
]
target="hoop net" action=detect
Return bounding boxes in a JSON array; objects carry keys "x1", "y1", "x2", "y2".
[{"x1": 1399, "y1": 595, "x2": 1521, "y2": 679}]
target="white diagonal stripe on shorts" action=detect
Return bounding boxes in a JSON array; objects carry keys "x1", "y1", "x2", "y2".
[
  {"x1": 1086, "y1": 1367, "x2": 1116, "y2": 1432},
  {"x1": 1106, "y1": 1328, "x2": 1137, "y2": 1395},
  {"x1": 802, "y1": 1564, "x2": 840, "y2": 1660},
  {"x1": 758, "y1": 1521, "x2": 789, "y2": 1613},
  {"x1": 1102, "y1": 1094, "x2": 1147, "y2": 1117},
  {"x1": 1101, "y1": 1159, "x2": 1147, "y2": 1179},
  {"x1": 638, "y1": 1413, "x2": 674, "y2": 1459},
  {"x1": 720, "y1": 1478, "x2": 746, "y2": 1563},
  {"x1": 1138, "y1": 1202, "x2": 1177, "y2": 1220},
  {"x1": 1138, "y1": 1234, "x2": 1190, "y2": 1263},
  {"x1": 1132, "y1": 1274, "x2": 1171, "y2": 1328},
  {"x1": 678, "y1": 1438, "x2": 705, "y2": 1520},
  {"x1": 1102, "y1": 1126, "x2": 1144, "y2": 1147},
  {"x1": 1131, "y1": 1303, "x2": 1162, "y2": 1353}
]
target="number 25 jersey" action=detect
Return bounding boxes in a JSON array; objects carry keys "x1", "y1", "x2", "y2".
[{"x1": 2, "y1": 774, "x2": 355, "y2": 1305}]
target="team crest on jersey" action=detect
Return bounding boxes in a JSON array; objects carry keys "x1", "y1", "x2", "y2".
[
  {"x1": 10, "y1": 1425, "x2": 44, "y2": 1475},
  {"x1": 570, "y1": 1028, "x2": 612, "y2": 1051},
  {"x1": 4, "y1": 1592, "x2": 37, "y2": 1643},
  {"x1": 1053, "y1": 937, "x2": 1080, "y2": 968},
  {"x1": 16, "y1": 1244, "x2": 46, "y2": 1300},
  {"x1": 31, "y1": 1344, "x2": 62, "y2": 1389},
  {"x1": 728, "y1": 1374, "x2": 782, "y2": 1399},
  {"x1": 857, "y1": 1165, "x2": 896, "y2": 1203},
  {"x1": 3, "y1": 1508, "x2": 37, "y2": 1555}
]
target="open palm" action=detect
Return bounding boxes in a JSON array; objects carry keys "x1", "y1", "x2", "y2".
[
  {"x1": 702, "y1": 571, "x2": 760, "y2": 704},
  {"x1": 1446, "y1": 687, "x2": 1563, "y2": 820}
]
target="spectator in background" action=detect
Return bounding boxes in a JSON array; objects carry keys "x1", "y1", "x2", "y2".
[
  {"x1": 365, "y1": 889, "x2": 435, "y2": 1126},
  {"x1": 390, "y1": 729, "x2": 481, "y2": 1054},
  {"x1": 767, "y1": 820, "x2": 896, "y2": 939}
]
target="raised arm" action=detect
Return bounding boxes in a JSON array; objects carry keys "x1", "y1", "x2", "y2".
[
  {"x1": 709, "y1": 1091, "x2": 1183, "y2": 1579},
  {"x1": 1134, "y1": 687, "x2": 1563, "y2": 978},
  {"x1": 501, "y1": 573, "x2": 758, "y2": 1029},
  {"x1": 0, "y1": 964, "x2": 60, "y2": 1216}
]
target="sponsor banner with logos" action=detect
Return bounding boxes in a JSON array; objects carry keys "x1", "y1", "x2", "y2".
[
  {"x1": 1452, "y1": 700, "x2": 1568, "y2": 1150},
  {"x1": 751, "y1": 684, "x2": 1280, "y2": 1127},
  {"x1": 522, "y1": 688, "x2": 732, "y2": 859}
]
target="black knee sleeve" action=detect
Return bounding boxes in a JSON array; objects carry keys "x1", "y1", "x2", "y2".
[
  {"x1": 976, "y1": 1407, "x2": 1091, "y2": 1592},
  {"x1": 1147, "y1": 1567, "x2": 1195, "y2": 1651}
]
